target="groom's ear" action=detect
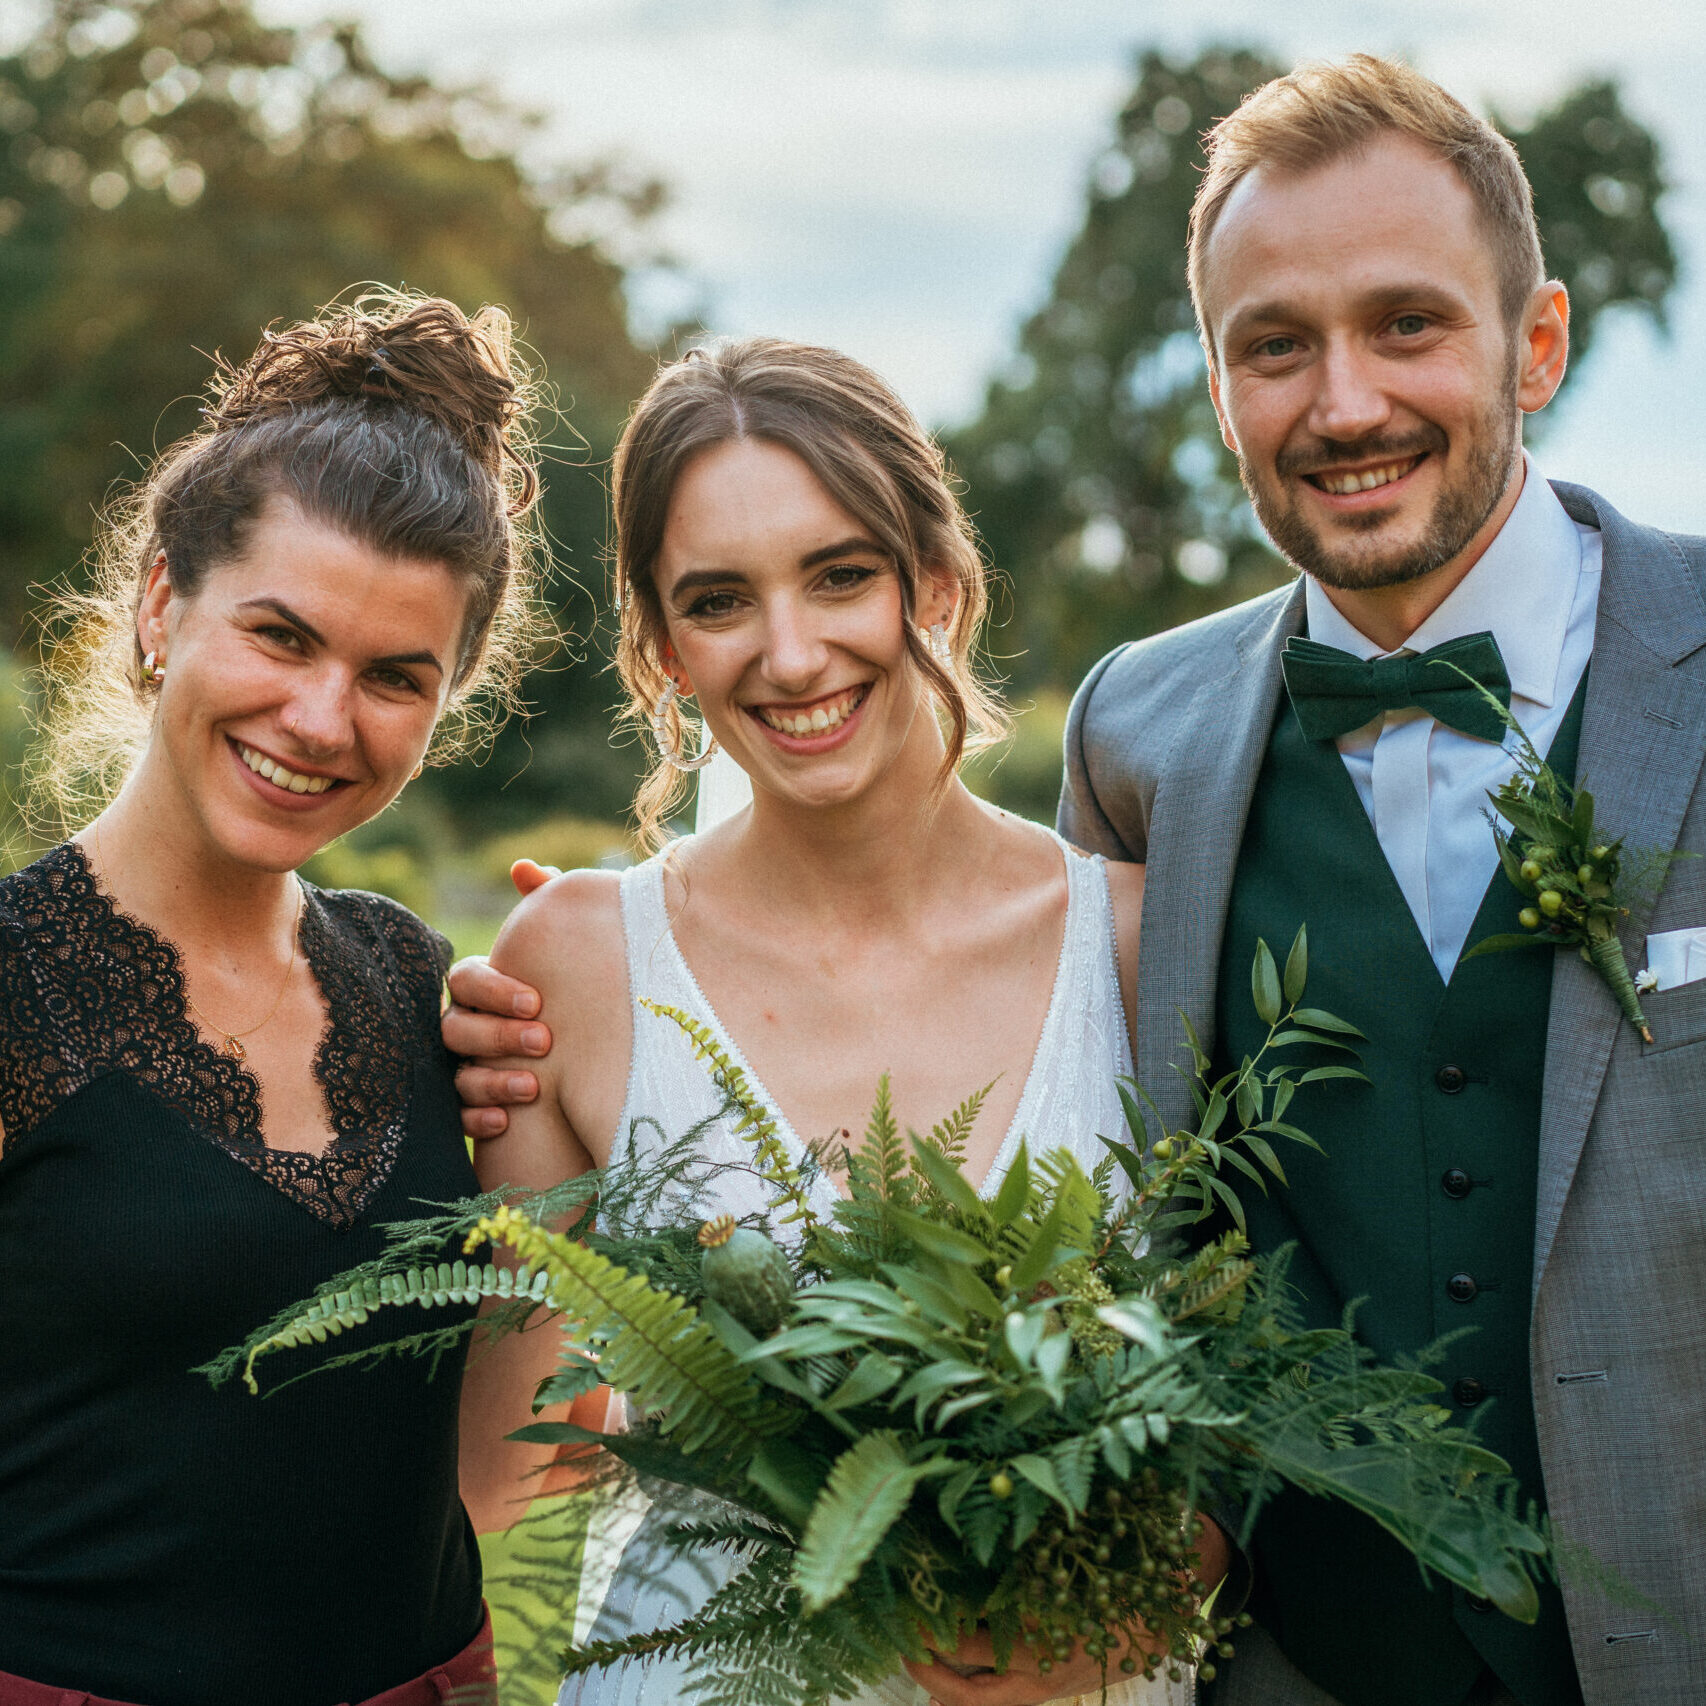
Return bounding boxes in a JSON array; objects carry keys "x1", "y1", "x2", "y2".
[
  {"x1": 1205, "y1": 348, "x2": 1240, "y2": 456},
  {"x1": 1517, "y1": 281, "x2": 1570, "y2": 417}
]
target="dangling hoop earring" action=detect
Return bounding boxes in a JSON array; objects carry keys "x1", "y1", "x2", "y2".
[
  {"x1": 650, "y1": 679, "x2": 718, "y2": 772},
  {"x1": 918, "y1": 623, "x2": 952, "y2": 666},
  {"x1": 141, "y1": 651, "x2": 166, "y2": 684}
]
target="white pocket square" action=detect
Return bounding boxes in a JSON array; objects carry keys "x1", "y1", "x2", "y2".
[{"x1": 1642, "y1": 927, "x2": 1706, "y2": 992}]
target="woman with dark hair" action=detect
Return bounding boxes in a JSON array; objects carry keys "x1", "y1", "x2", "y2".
[
  {"x1": 0, "y1": 290, "x2": 544, "y2": 1706},
  {"x1": 448, "y1": 339, "x2": 1223, "y2": 1706}
]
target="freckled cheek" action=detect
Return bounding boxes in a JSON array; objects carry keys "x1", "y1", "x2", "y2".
[{"x1": 675, "y1": 629, "x2": 753, "y2": 703}]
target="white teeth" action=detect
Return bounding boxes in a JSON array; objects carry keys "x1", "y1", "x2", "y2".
[
  {"x1": 1318, "y1": 459, "x2": 1416, "y2": 496},
  {"x1": 756, "y1": 688, "x2": 864, "y2": 736},
  {"x1": 237, "y1": 743, "x2": 336, "y2": 796}
]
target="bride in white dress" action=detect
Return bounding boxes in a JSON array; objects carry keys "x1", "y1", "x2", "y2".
[{"x1": 450, "y1": 338, "x2": 1215, "y2": 1706}]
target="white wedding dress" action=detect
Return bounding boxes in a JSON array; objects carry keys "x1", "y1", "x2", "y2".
[{"x1": 559, "y1": 832, "x2": 1191, "y2": 1706}]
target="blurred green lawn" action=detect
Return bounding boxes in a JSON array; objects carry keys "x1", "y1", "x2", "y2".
[{"x1": 480, "y1": 1497, "x2": 592, "y2": 1704}]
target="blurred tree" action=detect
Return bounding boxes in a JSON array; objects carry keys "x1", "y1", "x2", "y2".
[
  {"x1": 0, "y1": 0, "x2": 663, "y2": 828},
  {"x1": 950, "y1": 49, "x2": 1679, "y2": 696}
]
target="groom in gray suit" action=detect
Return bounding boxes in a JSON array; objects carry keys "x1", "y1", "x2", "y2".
[{"x1": 1061, "y1": 55, "x2": 1706, "y2": 1706}]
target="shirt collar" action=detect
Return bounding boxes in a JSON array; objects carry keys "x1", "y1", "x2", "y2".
[{"x1": 1302, "y1": 454, "x2": 1585, "y2": 708}]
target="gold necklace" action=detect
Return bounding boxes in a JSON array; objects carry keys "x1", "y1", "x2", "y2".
[{"x1": 91, "y1": 819, "x2": 306, "y2": 1062}]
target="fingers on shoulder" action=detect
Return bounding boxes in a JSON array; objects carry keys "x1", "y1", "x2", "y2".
[{"x1": 491, "y1": 867, "x2": 625, "y2": 989}]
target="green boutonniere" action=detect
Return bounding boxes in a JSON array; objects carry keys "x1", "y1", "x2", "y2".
[{"x1": 1455, "y1": 672, "x2": 1683, "y2": 1043}]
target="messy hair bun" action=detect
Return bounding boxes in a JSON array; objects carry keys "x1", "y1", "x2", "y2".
[
  {"x1": 31, "y1": 286, "x2": 549, "y2": 832},
  {"x1": 207, "y1": 294, "x2": 539, "y2": 518}
]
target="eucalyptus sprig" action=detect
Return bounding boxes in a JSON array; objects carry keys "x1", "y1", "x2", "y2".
[{"x1": 1444, "y1": 666, "x2": 1681, "y2": 1042}]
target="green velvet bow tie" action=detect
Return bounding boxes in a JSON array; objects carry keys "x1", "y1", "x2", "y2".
[{"x1": 1281, "y1": 630, "x2": 1513, "y2": 743}]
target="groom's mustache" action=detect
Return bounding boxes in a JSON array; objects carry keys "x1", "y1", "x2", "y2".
[{"x1": 1274, "y1": 424, "x2": 1449, "y2": 481}]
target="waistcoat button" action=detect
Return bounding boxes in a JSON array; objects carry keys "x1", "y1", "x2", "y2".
[
  {"x1": 1453, "y1": 1376, "x2": 1486, "y2": 1407},
  {"x1": 1447, "y1": 1272, "x2": 1479, "y2": 1302},
  {"x1": 1441, "y1": 1168, "x2": 1472, "y2": 1198},
  {"x1": 1435, "y1": 1064, "x2": 1468, "y2": 1093}
]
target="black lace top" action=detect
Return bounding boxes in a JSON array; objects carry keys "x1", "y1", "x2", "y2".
[{"x1": 0, "y1": 843, "x2": 483, "y2": 1706}]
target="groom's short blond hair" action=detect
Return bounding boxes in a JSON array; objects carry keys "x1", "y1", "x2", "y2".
[{"x1": 1188, "y1": 54, "x2": 1545, "y2": 342}]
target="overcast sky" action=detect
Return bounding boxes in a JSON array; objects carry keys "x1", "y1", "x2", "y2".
[{"x1": 246, "y1": 1, "x2": 1706, "y2": 534}]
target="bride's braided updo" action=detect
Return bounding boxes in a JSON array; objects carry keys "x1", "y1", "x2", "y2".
[{"x1": 31, "y1": 287, "x2": 547, "y2": 831}]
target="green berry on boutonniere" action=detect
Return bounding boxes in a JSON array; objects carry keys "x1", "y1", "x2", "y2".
[{"x1": 1444, "y1": 666, "x2": 1692, "y2": 1044}]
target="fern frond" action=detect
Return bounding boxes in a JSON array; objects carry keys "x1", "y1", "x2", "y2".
[
  {"x1": 924, "y1": 1082, "x2": 991, "y2": 1166},
  {"x1": 662, "y1": 1516, "x2": 791, "y2": 1559},
  {"x1": 1032, "y1": 1149, "x2": 1101, "y2": 1252},
  {"x1": 641, "y1": 1000, "x2": 820, "y2": 1231},
  {"x1": 793, "y1": 1431, "x2": 943, "y2": 1611},
  {"x1": 1169, "y1": 1257, "x2": 1255, "y2": 1324},
  {"x1": 235, "y1": 1261, "x2": 553, "y2": 1393},
  {"x1": 864, "y1": 1074, "x2": 906, "y2": 1201},
  {"x1": 559, "y1": 1549, "x2": 796, "y2": 1678},
  {"x1": 469, "y1": 1205, "x2": 783, "y2": 1458}
]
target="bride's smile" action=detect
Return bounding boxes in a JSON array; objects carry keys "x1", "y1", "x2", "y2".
[{"x1": 747, "y1": 681, "x2": 870, "y2": 746}]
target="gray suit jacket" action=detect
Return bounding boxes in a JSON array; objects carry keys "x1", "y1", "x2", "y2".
[{"x1": 1058, "y1": 482, "x2": 1706, "y2": 1706}]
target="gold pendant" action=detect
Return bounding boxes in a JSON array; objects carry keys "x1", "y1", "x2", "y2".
[{"x1": 219, "y1": 1034, "x2": 246, "y2": 1061}]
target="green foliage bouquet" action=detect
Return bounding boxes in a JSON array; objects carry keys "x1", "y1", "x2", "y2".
[{"x1": 215, "y1": 933, "x2": 1551, "y2": 1706}]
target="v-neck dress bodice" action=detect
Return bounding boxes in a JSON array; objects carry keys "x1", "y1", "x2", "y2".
[
  {"x1": 609, "y1": 828, "x2": 1135, "y2": 1219},
  {"x1": 0, "y1": 843, "x2": 483, "y2": 1706},
  {"x1": 565, "y1": 834, "x2": 1187, "y2": 1706}
]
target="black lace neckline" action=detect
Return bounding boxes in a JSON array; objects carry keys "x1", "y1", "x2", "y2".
[{"x1": 3, "y1": 841, "x2": 426, "y2": 1227}]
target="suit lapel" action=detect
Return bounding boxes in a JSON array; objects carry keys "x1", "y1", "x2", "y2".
[
  {"x1": 1137, "y1": 582, "x2": 1303, "y2": 1133},
  {"x1": 1533, "y1": 484, "x2": 1706, "y2": 1296}
]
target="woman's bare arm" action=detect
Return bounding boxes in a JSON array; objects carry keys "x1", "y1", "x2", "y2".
[
  {"x1": 1104, "y1": 857, "x2": 1145, "y2": 1053},
  {"x1": 457, "y1": 870, "x2": 630, "y2": 1532}
]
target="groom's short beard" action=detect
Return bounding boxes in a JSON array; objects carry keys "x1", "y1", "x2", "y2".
[{"x1": 1239, "y1": 393, "x2": 1521, "y2": 593}]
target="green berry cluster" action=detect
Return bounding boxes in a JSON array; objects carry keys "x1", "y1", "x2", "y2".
[
  {"x1": 1509, "y1": 841, "x2": 1617, "y2": 935},
  {"x1": 1060, "y1": 1263, "x2": 1125, "y2": 1359},
  {"x1": 1002, "y1": 1475, "x2": 1248, "y2": 1685}
]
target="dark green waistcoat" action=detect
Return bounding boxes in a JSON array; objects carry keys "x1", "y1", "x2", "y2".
[{"x1": 1212, "y1": 687, "x2": 1586, "y2": 1706}]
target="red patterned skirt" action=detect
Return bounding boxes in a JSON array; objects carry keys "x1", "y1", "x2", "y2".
[{"x1": 0, "y1": 1606, "x2": 497, "y2": 1706}]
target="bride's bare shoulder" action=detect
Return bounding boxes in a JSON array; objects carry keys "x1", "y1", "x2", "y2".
[{"x1": 490, "y1": 866, "x2": 625, "y2": 1002}]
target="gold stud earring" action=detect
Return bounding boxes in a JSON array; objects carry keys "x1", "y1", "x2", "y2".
[
  {"x1": 410, "y1": 761, "x2": 424, "y2": 780},
  {"x1": 141, "y1": 651, "x2": 166, "y2": 684}
]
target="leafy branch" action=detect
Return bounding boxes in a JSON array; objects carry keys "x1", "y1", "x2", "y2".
[{"x1": 1104, "y1": 924, "x2": 1367, "y2": 1239}]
